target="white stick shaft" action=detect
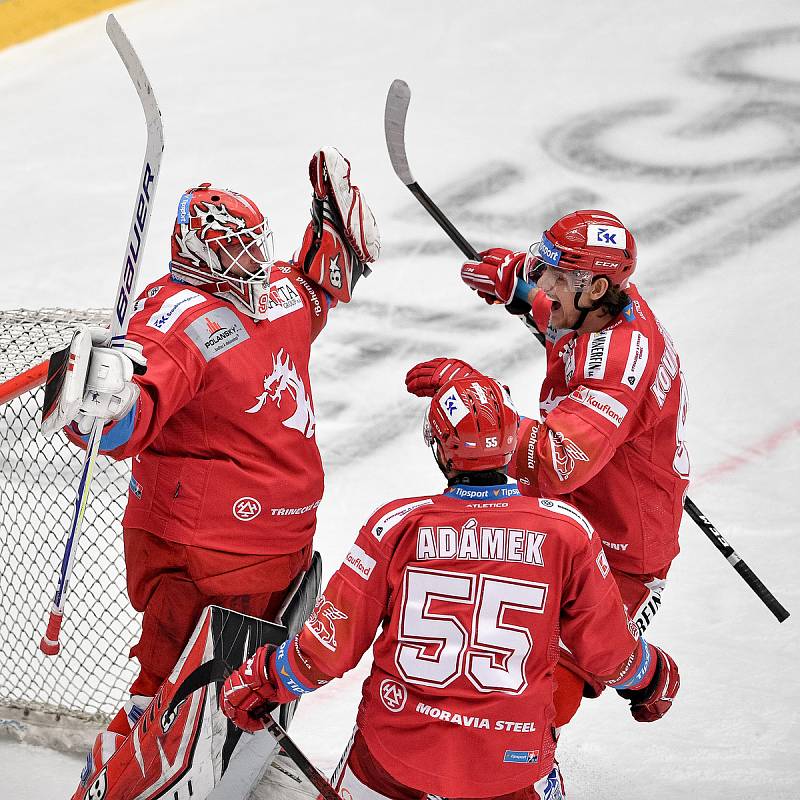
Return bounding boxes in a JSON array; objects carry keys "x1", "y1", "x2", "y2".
[{"x1": 42, "y1": 15, "x2": 164, "y2": 651}]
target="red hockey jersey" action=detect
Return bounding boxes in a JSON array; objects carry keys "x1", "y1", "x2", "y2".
[
  {"x1": 66, "y1": 266, "x2": 332, "y2": 555},
  {"x1": 274, "y1": 485, "x2": 641, "y2": 797},
  {"x1": 510, "y1": 286, "x2": 690, "y2": 575}
]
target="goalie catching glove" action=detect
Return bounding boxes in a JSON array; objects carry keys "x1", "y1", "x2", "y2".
[
  {"x1": 296, "y1": 147, "x2": 380, "y2": 303},
  {"x1": 41, "y1": 325, "x2": 146, "y2": 436}
]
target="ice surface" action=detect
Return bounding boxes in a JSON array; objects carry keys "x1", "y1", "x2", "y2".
[{"x1": 1, "y1": 0, "x2": 798, "y2": 796}]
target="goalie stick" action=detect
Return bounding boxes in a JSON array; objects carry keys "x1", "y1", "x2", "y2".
[
  {"x1": 39, "y1": 14, "x2": 165, "y2": 655},
  {"x1": 384, "y1": 78, "x2": 789, "y2": 624}
]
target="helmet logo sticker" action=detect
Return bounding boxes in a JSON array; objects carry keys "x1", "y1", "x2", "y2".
[
  {"x1": 439, "y1": 389, "x2": 470, "y2": 426},
  {"x1": 586, "y1": 224, "x2": 627, "y2": 249},
  {"x1": 245, "y1": 348, "x2": 316, "y2": 438}
]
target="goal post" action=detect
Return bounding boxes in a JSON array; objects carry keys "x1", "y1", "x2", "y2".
[{"x1": 0, "y1": 309, "x2": 139, "y2": 748}]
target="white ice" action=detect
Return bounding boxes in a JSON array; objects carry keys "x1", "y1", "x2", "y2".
[{"x1": 1, "y1": 0, "x2": 798, "y2": 797}]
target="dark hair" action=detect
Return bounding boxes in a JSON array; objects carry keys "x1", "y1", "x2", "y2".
[{"x1": 593, "y1": 278, "x2": 630, "y2": 318}]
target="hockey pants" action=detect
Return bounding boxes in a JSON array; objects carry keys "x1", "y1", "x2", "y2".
[{"x1": 123, "y1": 527, "x2": 312, "y2": 696}]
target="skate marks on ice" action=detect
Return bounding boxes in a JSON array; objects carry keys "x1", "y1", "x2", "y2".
[
  {"x1": 312, "y1": 300, "x2": 537, "y2": 466},
  {"x1": 314, "y1": 26, "x2": 800, "y2": 466}
]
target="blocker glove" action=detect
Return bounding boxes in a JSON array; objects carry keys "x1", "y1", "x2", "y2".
[
  {"x1": 41, "y1": 325, "x2": 146, "y2": 437},
  {"x1": 405, "y1": 357, "x2": 483, "y2": 398},
  {"x1": 461, "y1": 248, "x2": 527, "y2": 306},
  {"x1": 617, "y1": 645, "x2": 680, "y2": 723}
]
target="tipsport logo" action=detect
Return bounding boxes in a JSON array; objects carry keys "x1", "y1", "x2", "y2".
[{"x1": 537, "y1": 233, "x2": 562, "y2": 266}]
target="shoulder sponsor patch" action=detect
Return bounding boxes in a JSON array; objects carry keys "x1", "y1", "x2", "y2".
[
  {"x1": 267, "y1": 277, "x2": 304, "y2": 321},
  {"x1": 343, "y1": 543, "x2": 376, "y2": 581},
  {"x1": 583, "y1": 330, "x2": 612, "y2": 380},
  {"x1": 146, "y1": 289, "x2": 205, "y2": 333},
  {"x1": 622, "y1": 331, "x2": 649, "y2": 390},
  {"x1": 538, "y1": 498, "x2": 594, "y2": 539},
  {"x1": 586, "y1": 224, "x2": 627, "y2": 250},
  {"x1": 185, "y1": 307, "x2": 250, "y2": 362},
  {"x1": 371, "y1": 498, "x2": 434, "y2": 542},
  {"x1": 569, "y1": 385, "x2": 628, "y2": 427}
]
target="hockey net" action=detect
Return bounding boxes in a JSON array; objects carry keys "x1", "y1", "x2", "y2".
[{"x1": 0, "y1": 309, "x2": 139, "y2": 743}]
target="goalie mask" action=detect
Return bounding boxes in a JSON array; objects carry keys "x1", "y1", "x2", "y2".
[
  {"x1": 170, "y1": 183, "x2": 274, "y2": 319},
  {"x1": 424, "y1": 376, "x2": 519, "y2": 474}
]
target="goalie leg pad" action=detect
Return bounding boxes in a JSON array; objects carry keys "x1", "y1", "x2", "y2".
[{"x1": 73, "y1": 605, "x2": 289, "y2": 800}]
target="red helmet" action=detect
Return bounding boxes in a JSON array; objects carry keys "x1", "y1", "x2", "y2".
[
  {"x1": 424, "y1": 376, "x2": 519, "y2": 473},
  {"x1": 525, "y1": 209, "x2": 636, "y2": 290},
  {"x1": 170, "y1": 183, "x2": 274, "y2": 318}
]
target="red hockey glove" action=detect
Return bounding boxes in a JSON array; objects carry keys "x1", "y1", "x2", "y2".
[
  {"x1": 461, "y1": 248, "x2": 527, "y2": 306},
  {"x1": 220, "y1": 645, "x2": 284, "y2": 733},
  {"x1": 405, "y1": 357, "x2": 483, "y2": 398},
  {"x1": 617, "y1": 645, "x2": 680, "y2": 723}
]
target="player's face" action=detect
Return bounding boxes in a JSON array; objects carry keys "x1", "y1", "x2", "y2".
[
  {"x1": 537, "y1": 267, "x2": 585, "y2": 329},
  {"x1": 216, "y1": 232, "x2": 271, "y2": 282}
]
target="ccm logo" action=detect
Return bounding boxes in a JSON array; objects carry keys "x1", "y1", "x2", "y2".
[{"x1": 594, "y1": 259, "x2": 619, "y2": 269}]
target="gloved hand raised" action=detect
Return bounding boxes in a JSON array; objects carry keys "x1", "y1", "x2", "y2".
[
  {"x1": 460, "y1": 248, "x2": 527, "y2": 306},
  {"x1": 405, "y1": 357, "x2": 482, "y2": 398}
]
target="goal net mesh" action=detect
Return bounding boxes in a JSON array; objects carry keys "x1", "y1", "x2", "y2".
[{"x1": 0, "y1": 309, "x2": 138, "y2": 722}]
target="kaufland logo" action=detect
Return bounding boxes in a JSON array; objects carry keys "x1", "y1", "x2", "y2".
[
  {"x1": 571, "y1": 386, "x2": 627, "y2": 427},
  {"x1": 537, "y1": 233, "x2": 562, "y2": 266},
  {"x1": 344, "y1": 543, "x2": 376, "y2": 581}
]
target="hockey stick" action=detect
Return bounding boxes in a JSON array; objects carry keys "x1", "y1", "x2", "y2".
[
  {"x1": 168, "y1": 658, "x2": 344, "y2": 800},
  {"x1": 40, "y1": 14, "x2": 164, "y2": 655},
  {"x1": 384, "y1": 79, "x2": 545, "y2": 346},
  {"x1": 384, "y1": 79, "x2": 790, "y2": 624}
]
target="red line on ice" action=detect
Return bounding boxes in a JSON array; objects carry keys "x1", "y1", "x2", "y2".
[{"x1": 694, "y1": 418, "x2": 800, "y2": 486}]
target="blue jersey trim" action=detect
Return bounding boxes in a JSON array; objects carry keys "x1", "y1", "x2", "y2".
[
  {"x1": 274, "y1": 640, "x2": 315, "y2": 696},
  {"x1": 514, "y1": 278, "x2": 535, "y2": 304},
  {"x1": 445, "y1": 484, "x2": 520, "y2": 501},
  {"x1": 73, "y1": 403, "x2": 137, "y2": 453},
  {"x1": 613, "y1": 639, "x2": 652, "y2": 690}
]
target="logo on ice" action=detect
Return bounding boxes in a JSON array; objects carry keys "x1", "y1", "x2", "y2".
[{"x1": 246, "y1": 348, "x2": 316, "y2": 437}]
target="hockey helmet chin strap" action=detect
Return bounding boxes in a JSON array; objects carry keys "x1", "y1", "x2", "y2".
[{"x1": 569, "y1": 276, "x2": 609, "y2": 331}]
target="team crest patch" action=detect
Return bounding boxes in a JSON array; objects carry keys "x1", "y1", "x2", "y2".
[{"x1": 305, "y1": 595, "x2": 348, "y2": 652}]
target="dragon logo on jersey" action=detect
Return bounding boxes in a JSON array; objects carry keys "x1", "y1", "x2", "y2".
[
  {"x1": 305, "y1": 595, "x2": 348, "y2": 652},
  {"x1": 548, "y1": 430, "x2": 590, "y2": 481},
  {"x1": 246, "y1": 349, "x2": 316, "y2": 437}
]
